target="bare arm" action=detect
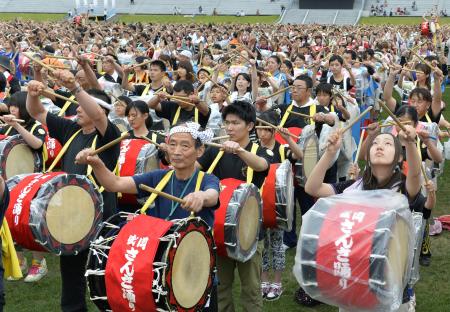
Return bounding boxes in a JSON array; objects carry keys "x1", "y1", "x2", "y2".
[
  {"x1": 431, "y1": 72, "x2": 443, "y2": 119},
  {"x1": 400, "y1": 126, "x2": 421, "y2": 200},
  {"x1": 0, "y1": 116, "x2": 43, "y2": 149},
  {"x1": 26, "y1": 81, "x2": 49, "y2": 126},
  {"x1": 78, "y1": 56, "x2": 102, "y2": 90},
  {"x1": 121, "y1": 65, "x2": 136, "y2": 92},
  {"x1": 383, "y1": 69, "x2": 400, "y2": 112}
]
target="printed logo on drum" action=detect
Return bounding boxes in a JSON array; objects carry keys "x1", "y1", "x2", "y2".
[
  {"x1": 120, "y1": 234, "x2": 149, "y2": 311},
  {"x1": 333, "y1": 211, "x2": 365, "y2": 289},
  {"x1": 118, "y1": 139, "x2": 131, "y2": 172},
  {"x1": 12, "y1": 174, "x2": 48, "y2": 225},
  {"x1": 46, "y1": 138, "x2": 57, "y2": 157}
]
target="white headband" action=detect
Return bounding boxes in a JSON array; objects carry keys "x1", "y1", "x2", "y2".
[{"x1": 169, "y1": 122, "x2": 214, "y2": 144}]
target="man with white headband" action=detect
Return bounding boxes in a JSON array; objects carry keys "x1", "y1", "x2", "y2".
[{"x1": 75, "y1": 121, "x2": 220, "y2": 224}]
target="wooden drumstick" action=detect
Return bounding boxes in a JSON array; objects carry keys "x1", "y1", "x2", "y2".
[
  {"x1": 410, "y1": 49, "x2": 437, "y2": 72},
  {"x1": 47, "y1": 55, "x2": 76, "y2": 60},
  {"x1": 0, "y1": 116, "x2": 25, "y2": 123},
  {"x1": 341, "y1": 106, "x2": 373, "y2": 133},
  {"x1": 256, "y1": 117, "x2": 299, "y2": 140},
  {"x1": 350, "y1": 129, "x2": 365, "y2": 180},
  {"x1": 130, "y1": 59, "x2": 152, "y2": 70},
  {"x1": 140, "y1": 184, "x2": 196, "y2": 218},
  {"x1": 42, "y1": 89, "x2": 79, "y2": 105},
  {"x1": 204, "y1": 141, "x2": 246, "y2": 153},
  {"x1": 211, "y1": 135, "x2": 230, "y2": 141},
  {"x1": 378, "y1": 100, "x2": 408, "y2": 132},
  {"x1": 286, "y1": 110, "x2": 313, "y2": 119},
  {"x1": 163, "y1": 94, "x2": 196, "y2": 107},
  {"x1": 137, "y1": 135, "x2": 160, "y2": 148},
  {"x1": 139, "y1": 184, "x2": 186, "y2": 204},
  {"x1": 255, "y1": 126, "x2": 273, "y2": 129},
  {"x1": 264, "y1": 86, "x2": 291, "y2": 100},
  {"x1": 23, "y1": 53, "x2": 56, "y2": 73},
  {"x1": 90, "y1": 133, "x2": 130, "y2": 155}
]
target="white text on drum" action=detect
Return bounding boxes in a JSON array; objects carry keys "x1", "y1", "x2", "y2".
[
  {"x1": 118, "y1": 139, "x2": 131, "y2": 172},
  {"x1": 119, "y1": 234, "x2": 149, "y2": 311},
  {"x1": 12, "y1": 174, "x2": 47, "y2": 225},
  {"x1": 333, "y1": 211, "x2": 366, "y2": 289}
]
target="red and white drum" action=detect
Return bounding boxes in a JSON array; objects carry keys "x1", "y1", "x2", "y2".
[
  {"x1": 5, "y1": 172, "x2": 103, "y2": 255},
  {"x1": 86, "y1": 213, "x2": 216, "y2": 312},
  {"x1": 421, "y1": 22, "x2": 430, "y2": 37},
  {"x1": 294, "y1": 190, "x2": 414, "y2": 311},
  {"x1": 118, "y1": 139, "x2": 159, "y2": 205},
  {"x1": 295, "y1": 125, "x2": 319, "y2": 186},
  {"x1": 0, "y1": 134, "x2": 42, "y2": 180},
  {"x1": 261, "y1": 160, "x2": 294, "y2": 231},
  {"x1": 214, "y1": 178, "x2": 262, "y2": 262}
]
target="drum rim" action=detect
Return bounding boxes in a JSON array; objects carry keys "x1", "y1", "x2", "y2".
[
  {"x1": 275, "y1": 160, "x2": 294, "y2": 231},
  {"x1": 0, "y1": 135, "x2": 41, "y2": 179}
]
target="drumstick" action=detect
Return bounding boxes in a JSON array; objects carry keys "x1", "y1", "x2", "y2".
[
  {"x1": 264, "y1": 86, "x2": 291, "y2": 100},
  {"x1": 0, "y1": 117, "x2": 25, "y2": 123},
  {"x1": 211, "y1": 135, "x2": 230, "y2": 141},
  {"x1": 350, "y1": 129, "x2": 365, "y2": 180},
  {"x1": 286, "y1": 110, "x2": 313, "y2": 119},
  {"x1": 90, "y1": 133, "x2": 130, "y2": 155},
  {"x1": 255, "y1": 126, "x2": 273, "y2": 129},
  {"x1": 378, "y1": 100, "x2": 408, "y2": 132},
  {"x1": 204, "y1": 141, "x2": 246, "y2": 152},
  {"x1": 139, "y1": 184, "x2": 185, "y2": 205},
  {"x1": 137, "y1": 135, "x2": 160, "y2": 148},
  {"x1": 341, "y1": 106, "x2": 373, "y2": 133},
  {"x1": 130, "y1": 59, "x2": 152, "y2": 70},
  {"x1": 164, "y1": 95, "x2": 196, "y2": 107},
  {"x1": 47, "y1": 55, "x2": 76, "y2": 60},
  {"x1": 42, "y1": 89, "x2": 79, "y2": 105},
  {"x1": 410, "y1": 49, "x2": 438, "y2": 72},
  {"x1": 23, "y1": 53, "x2": 56, "y2": 73},
  {"x1": 256, "y1": 117, "x2": 300, "y2": 140}
]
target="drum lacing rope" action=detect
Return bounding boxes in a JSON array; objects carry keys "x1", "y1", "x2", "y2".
[
  {"x1": 103, "y1": 221, "x2": 121, "y2": 229},
  {"x1": 85, "y1": 269, "x2": 106, "y2": 276},
  {"x1": 152, "y1": 264, "x2": 168, "y2": 303},
  {"x1": 159, "y1": 232, "x2": 181, "y2": 248},
  {"x1": 89, "y1": 295, "x2": 108, "y2": 301}
]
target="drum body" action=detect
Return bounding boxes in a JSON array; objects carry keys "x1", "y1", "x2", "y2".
[
  {"x1": 295, "y1": 125, "x2": 319, "y2": 186},
  {"x1": 0, "y1": 135, "x2": 42, "y2": 179},
  {"x1": 294, "y1": 190, "x2": 414, "y2": 312},
  {"x1": 261, "y1": 160, "x2": 294, "y2": 231},
  {"x1": 5, "y1": 172, "x2": 103, "y2": 255},
  {"x1": 421, "y1": 22, "x2": 430, "y2": 37},
  {"x1": 118, "y1": 139, "x2": 159, "y2": 205},
  {"x1": 214, "y1": 178, "x2": 262, "y2": 262},
  {"x1": 274, "y1": 127, "x2": 302, "y2": 145},
  {"x1": 87, "y1": 214, "x2": 216, "y2": 312}
]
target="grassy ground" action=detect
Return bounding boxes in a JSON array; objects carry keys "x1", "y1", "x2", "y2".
[
  {"x1": 360, "y1": 16, "x2": 450, "y2": 25},
  {"x1": 0, "y1": 13, "x2": 278, "y2": 24},
  {"x1": 4, "y1": 89, "x2": 450, "y2": 311}
]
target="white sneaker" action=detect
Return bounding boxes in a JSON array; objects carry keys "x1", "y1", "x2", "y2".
[
  {"x1": 24, "y1": 259, "x2": 48, "y2": 283},
  {"x1": 266, "y1": 283, "x2": 283, "y2": 301},
  {"x1": 7, "y1": 258, "x2": 27, "y2": 281}
]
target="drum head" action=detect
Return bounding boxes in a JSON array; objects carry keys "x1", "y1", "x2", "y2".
[
  {"x1": 137, "y1": 144, "x2": 159, "y2": 173},
  {"x1": 283, "y1": 162, "x2": 295, "y2": 231},
  {"x1": 386, "y1": 217, "x2": 410, "y2": 291},
  {"x1": 46, "y1": 185, "x2": 95, "y2": 244},
  {"x1": 238, "y1": 195, "x2": 260, "y2": 252},
  {"x1": 5, "y1": 144, "x2": 35, "y2": 179},
  {"x1": 172, "y1": 231, "x2": 211, "y2": 308}
]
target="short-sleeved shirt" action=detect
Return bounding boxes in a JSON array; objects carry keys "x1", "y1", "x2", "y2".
[
  {"x1": 320, "y1": 70, "x2": 353, "y2": 91},
  {"x1": 156, "y1": 100, "x2": 210, "y2": 128},
  {"x1": 197, "y1": 141, "x2": 272, "y2": 189},
  {"x1": 133, "y1": 169, "x2": 220, "y2": 227},
  {"x1": 279, "y1": 102, "x2": 329, "y2": 129},
  {"x1": 53, "y1": 89, "x2": 78, "y2": 116},
  {"x1": 46, "y1": 113, "x2": 121, "y2": 219},
  {"x1": 134, "y1": 84, "x2": 164, "y2": 97}
]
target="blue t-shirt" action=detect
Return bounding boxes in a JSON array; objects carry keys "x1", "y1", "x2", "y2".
[{"x1": 133, "y1": 169, "x2": 220, "y2": 227}]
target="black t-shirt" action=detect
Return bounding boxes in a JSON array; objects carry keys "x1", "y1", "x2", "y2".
[
  {"x1": 156, "y1": 100, "x2": 210, "y2": 128},
  {"x1": 53, "y1": 89, "x2": 78, "y2": 116},
  {"x1": 269, "y1": 141, "x2": 296, "y2": 164},
  {"x1": 197, "y1": 141, "x2": 272, "y2": 188},
  {"x1": 279, "y1": 103, "x2": 328, "y2": 137},
  {"x1": 0, "y1": 182, "x2": 9, "y2": 221},
  {"x1": 134, "y1": 84, "x2": 164, "y2": 96},
  {"x1": 320, "y1": 70, "x2": 353, "y2": 91},
  {"x1": 46, "y1": 113, "x2": 121, "y2": 219}
]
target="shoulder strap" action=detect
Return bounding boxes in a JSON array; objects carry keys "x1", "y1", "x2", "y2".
[
  {"x1": 207, "y1": 150, "x2": 224, "y2": 174},
  {"x1": 310, "y1": 104, "x2": 316, "y2": 125},
  {"x1": 194, "y1": 108, "x2": 199, "y2": 123},
  {"x1": 279, "y1": 144, "x2": 285, "y2": 163},
  {"x1": 195, "y1": 171, "x2": 205, "y2": 192},
  {"x1": 425, "y1": 113, "x2": 432, "y2": 123},
  {"x1": 246, "y1": 143, "x2": 259, "y2": 184},
  {"x1": 172, "y1": 106, "x2": 181, "y2": 125},
  {"x1": 58, "y1": 95, "x2": 76, "y2": 117},
  {"x1": 280, "y1": 104, "x2": 294, "y2": 128},
  {"x1": 140, "y1": 170, "x2": 174, "y2": 214},
  {"x1": 141, "y1": 84, "x2": 151, "y2": 97},
  {"x1": 151, "y1": 132, "x2": 158, "y2": 143},
  {"x1": 46, "y1": 129, "x2": 82, "y2": 173},
  {"x1": 4, "y1": 126, "x2": 12, "y2": 136}
]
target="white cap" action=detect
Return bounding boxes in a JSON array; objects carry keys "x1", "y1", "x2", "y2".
[{"x1": 179, "y1": 50, "x2": 192, "y2": 59}]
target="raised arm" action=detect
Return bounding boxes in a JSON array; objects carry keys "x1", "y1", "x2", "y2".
[
  {"x1": 399, "y1": 125, "x2": 422, "y2": 200},
  {"x1": 26, "y1": 81, "x2": 49, "y2": 126},
  {"x1": 383, "y1": 67, "x2": 401, "y2": 112},
  {"x1": 0, "y1": 115, "x2": 43, "y2": 149}
]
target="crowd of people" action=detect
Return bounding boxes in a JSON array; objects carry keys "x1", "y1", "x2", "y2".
[{"x1": 0, "y1": 16, "x2": 449, "y2": 311}]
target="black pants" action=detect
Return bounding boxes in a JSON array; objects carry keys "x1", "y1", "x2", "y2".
[{"x1": 60, "y1": 249, "x2": 89, "y2": 312}]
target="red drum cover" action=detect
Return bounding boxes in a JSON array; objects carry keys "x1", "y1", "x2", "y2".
[
  {"x1": 261, "y1": 163, "x2": 278, "y2": 228},
  {"x1": 421, "y1": 22, "x2": 430, "y2": 36},
  {"x1": 275, "y1": 127, "x2": 302, "y2": 145}
]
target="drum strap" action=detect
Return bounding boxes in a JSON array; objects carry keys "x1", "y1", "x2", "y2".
[
  {"x1": 309, "y1": 104, "x2": 316, "y2": 125},
  {"x1": 141, "y1": 84, "x2": 151, "y2": 97},
  {"x1": 206, "y1": 151, "x2": 224, "y2": 174},
  {"x1": 46, "y1": 129, "x2": 83, "y2": 173},
  {"x1": 172, "y1": 106, "x2": 199, "y2": 126},
  {"x1": 140, "y1": 170, "x2": 205, "y2": 214},
  {"x1": 425, "y1": 113, "x2": 432, "y2": 123},
  {"x1": 4, "y1": 126, "x2": 12, "y2": 136},
  {"x1": 279, "y1": 144, "x2": 286, "y2": 162},
  {"x1": 280, "y1": 104, "x2": 294, "y2": 128},
  {"x1": 58, "y1": 95, "x2": 76, "y2": 117}
]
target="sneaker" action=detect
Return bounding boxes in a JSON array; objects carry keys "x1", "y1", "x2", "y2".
[
  {"x1": 24, "y1": 259, "x2": 48, "y2": 283},
  {"x1": 266, "y1": 283, "x2": 283, "y2": 301},
  {"x1": 7, "y1": 258, "x2": 27, "y2": 281},
  {"x1": 261, "y1": 282, "x2": 270, "y2": 298},
  {"x1": 419, "y1": 255, "x2": 431, "y2": 267},
  {"x1": 294, "y1": 287, "x2": 321, "y2": 307}
]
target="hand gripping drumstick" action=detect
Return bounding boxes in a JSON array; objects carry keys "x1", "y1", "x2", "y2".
[
  {"x1": 139, "y1": 184, "x2": 195, "y2": 217},
  {"x1": 130, "y1": 59, "x2": 153, "y2": 70},
  {"x1": 256, "y1": 117, "x2": 300, "y2": 140},
  {"x1": 0, "y1": 117, "x2": 25, "y2": 123},
  {"x1": 90, "y1": 132, "x2": 130, "y2": 155},
  {"x1": 286, "y1": 110, "x2": 313, "y2": 119},
  {"x1": 349, "y1": 129, "x2": 365, "y2": 180},
  {"x1": 204, "y1": 141, "x2": 246, "y2": 152},
  {"x1": 22, "y1": 53, "x2": 57, "y2": 73}
]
